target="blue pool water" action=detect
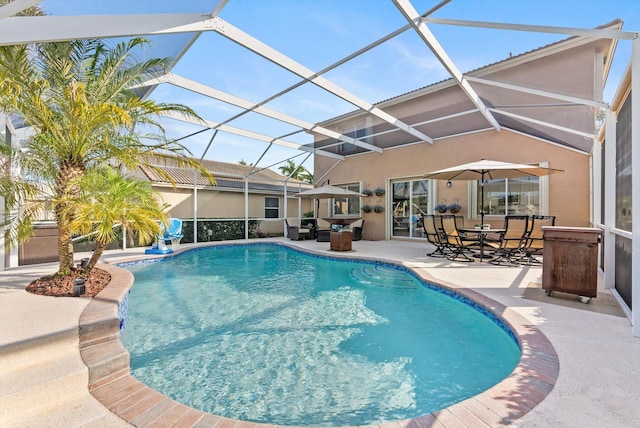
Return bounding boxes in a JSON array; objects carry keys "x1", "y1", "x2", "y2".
[{"x1": 121, "y1": 244, "x2": 520, "y2": 426}]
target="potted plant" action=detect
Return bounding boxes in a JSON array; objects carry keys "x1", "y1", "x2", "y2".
[
  {"x1": 361, "y1": 204, "x2": 372, "y2": 213},
  {"x1": 435, "y1": 204, "x2": 448, "y2": 214},
  {"x1": 373, "y1": 205, "x2": 384, "y2": 213},
  {"x1": 374, "y1": 187, "x2": 385, "y2": 196},
  {"x1": 447, "y1": 203, "x2": 461, "y2": 213},
  {"x1": 362, "y1": 189, "x2": 373, "y2": 196}
]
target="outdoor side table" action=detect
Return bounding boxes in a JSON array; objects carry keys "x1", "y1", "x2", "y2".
[
  {"x1": 542, "y1": 226, "x2": 602, "y2": 303},
  {"x1": 330, "y1": 231, "x2": 352, "y2": 251}
]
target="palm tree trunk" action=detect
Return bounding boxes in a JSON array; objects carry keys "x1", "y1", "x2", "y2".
[
  {"x1": 55, "y1": 160, "x2": 85, "y2": 275},
  {"x1": 85, "y1": 240, "x2": 105, "y2": 273},
  {"x1": 57, "y1": 221, "x2": 75, "y2": 274}
]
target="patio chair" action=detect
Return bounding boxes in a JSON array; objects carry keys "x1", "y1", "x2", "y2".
[
  {"x1": 440, "y1": 215, "x2": 477, "y2": 262},
  {"x1": 517, "y1": 215, "x2": 556, "y2": 265},
  {"x1": 315, "y1": 218, "x2": 332, "y2": 242},
  {"x1": 348, "y1": 219, "x2": 365, "y2": 241},
  {"x1": 422, "y1": 214, "x2": 449, "y2": 257},
  {"x1": 285, "y1": 218, "x2": 311, "y2": 240},
  {"x1": 163, "y1": 218, "x2": 184, "y2": 249},
  {"x1": 146, "y1": 218, "x2": 183, "y2": 254},
  {"x1": 487, "y1": 215, "x2": 530, "y2": 265}
]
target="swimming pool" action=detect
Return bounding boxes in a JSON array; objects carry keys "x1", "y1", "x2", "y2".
[{"x1": 121, "y1": 243, "x2": 520, "y2": 426}]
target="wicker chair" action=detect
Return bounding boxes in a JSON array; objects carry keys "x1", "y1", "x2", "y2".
[
  {"x1": 315, "y1": 218, "x2": 332, "y2": 242},
  {"x1": 285, "y1": 218, "x2": 312, "y2": 240},
  {"x1": 348, "y1": 219, "x2": 365, "y2": 241}
]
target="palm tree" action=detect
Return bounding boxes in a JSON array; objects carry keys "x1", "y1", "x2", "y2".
[
  {"x1": 0, "y1": 38, "x2": 214, "y2": 275},
  {"x1": 278, "y1": 159, "x2": 313, "y2": 183},
  {"x1": 67, "y1": 166, "x2": 167, "y2": 272}
]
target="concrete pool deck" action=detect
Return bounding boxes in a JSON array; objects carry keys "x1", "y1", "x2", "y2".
[{"x1": 1, "y1": 238, "x2": 639, "y2": 427}]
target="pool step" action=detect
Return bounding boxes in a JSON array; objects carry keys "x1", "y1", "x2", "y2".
[
  {"x1": 349, "y1": 265, "x2": 417, "y2": 289},
  {"x1": 0, "y1": 311, "x2": 130, "y2": 427}
]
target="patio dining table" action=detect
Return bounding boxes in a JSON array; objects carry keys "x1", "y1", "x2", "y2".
[{"x1": 460, "y1": 228, "x2": 505, "y2": 262}]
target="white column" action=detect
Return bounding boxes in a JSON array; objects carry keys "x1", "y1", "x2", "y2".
[
  {"x1": 631, "y1": 37, "x2": 639, "y2": 337},
  {"x1": 244, "y1": 178, "x2": 249, "y2": 240},
  {"x1": 193, "y1": 169, "x2": 198, "y2": 244},
  {"x1": 604, "y1": 110, "x2": 616, "y2": 290}
]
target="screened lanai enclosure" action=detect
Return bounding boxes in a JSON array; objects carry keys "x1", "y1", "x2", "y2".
[{"x1": 1, "y1": 0, "x2": 638, "y2": 335}]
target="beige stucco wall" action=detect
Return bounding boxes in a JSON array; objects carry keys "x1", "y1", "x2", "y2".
[
  {"x1": 154, "y1": 187, "x2": 313, "y2": 236},
  {"x1": 315, "y1": 129, "x2": 590, "y2": 241}
]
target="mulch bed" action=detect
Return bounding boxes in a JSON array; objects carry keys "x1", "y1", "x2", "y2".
[{"x1": 25, "y1": 267, "x2": 111, "y2": 298}]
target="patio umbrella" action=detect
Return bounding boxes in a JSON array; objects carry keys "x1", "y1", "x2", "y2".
[
  {"x1": 294, "y1": 184, "x2": 366, "y2": 199},
  {"x1": 424, "y1": 159, "x2": 564, "y2": 224},
  {"x1": 295, "y1": 184, "x2": 367, "y2": 218}
]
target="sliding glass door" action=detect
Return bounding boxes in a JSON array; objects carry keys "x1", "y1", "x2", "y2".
[{"x1": 392, "y1": 179, "x2": 429, "y2": 238}]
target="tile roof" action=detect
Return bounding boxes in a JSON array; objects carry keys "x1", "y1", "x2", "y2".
[{"x1": 136, "y1": 156, "x2": 312, "y2": 192}]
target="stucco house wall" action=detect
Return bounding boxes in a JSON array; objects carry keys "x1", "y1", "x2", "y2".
[{"x1": 315, "y1": 129, "x2": 589, "y2": 241}]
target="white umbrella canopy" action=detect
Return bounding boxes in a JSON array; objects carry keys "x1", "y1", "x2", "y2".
[
  {"x1": 424, "y1": 159, "x2": 564, "y2": 181},
  {"x1": 424, "y1": 159, "x2": 564, "y2": 223},
  {"x1": 294, "y1": 184, "x2": 367, "y2": 199}
]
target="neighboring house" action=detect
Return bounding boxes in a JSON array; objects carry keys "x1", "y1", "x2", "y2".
[
  {"x1": 311, "y1": 21, "x2": 620, "y2": 241},
  {"x1": 134, "y1": 156, "x2": 314, "y2": 239}
]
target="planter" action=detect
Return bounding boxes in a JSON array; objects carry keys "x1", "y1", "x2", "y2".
[
  {"x1": 361, "y1": 204, "x2": 372, "y2": 213},
  {"x1": 447, "y1": 204, "x2": 461, "y2": 213},
  {"x1": 374, "y1": 188, "x2": 385, "y2": 196},
  {"x1": 373, "y1": 205, "x2": 384, "y2": 213},
  {"x1": 362, "y1": 189, "x2": 373, "y2": 196}
]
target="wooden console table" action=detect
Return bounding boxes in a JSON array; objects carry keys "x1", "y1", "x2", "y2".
[{"x1": 330, "y1": 231, "x2": 352, "y2": 251}]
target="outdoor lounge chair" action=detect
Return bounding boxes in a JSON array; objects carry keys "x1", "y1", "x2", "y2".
[
  {"x1": 422, "y1": 214, "x2": 448, "y2": 257},
  {"x1": 487, "y1": 215, "x2": 530, "y2": 265},
  {"x1": 285, "y1": 218, "x2": 312, "y2": 240},
  {"x1": 441, "y1": 215, "x2": 477, "y2": 262},
  {"x1": 517, "y1": 215, "x2": 556, "y2": 265},
  {"x1": 316, "y1": 218, "x2": 332, "y2": 242}
]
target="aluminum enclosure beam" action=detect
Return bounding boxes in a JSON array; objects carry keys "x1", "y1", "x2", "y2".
[
  {"x1": 207, "y1": 17, "x2": 433, "y2": 144},
  {"x1": 162, "y1": 111, "x2": 345, "y2": 160},
  {"x1": 393, "y1": 0, "x2": 502, "y2": 133},
  {"x1": 465, "y1": 76, "x2": 610, "y2": 109},
  {"x1": 142, "y1": 73, "x2": 383, "y2": 153},
  {"x1": 0, "y1": 13, "x2": 218, "y2": 45},
  {"x1": 424, "y1": 17, "x2": 639, "y2": 41},
  {"x1": 489, "y1": 108, "x2": 595, "y2": 139}
]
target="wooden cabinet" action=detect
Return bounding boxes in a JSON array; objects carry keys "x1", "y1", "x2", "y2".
[
  {"x1": 542, "y1": 227, "x2": 602, "y2": 302},
  {"x1": 330, "y1": 231, "x2": 352, "y2": 251}
]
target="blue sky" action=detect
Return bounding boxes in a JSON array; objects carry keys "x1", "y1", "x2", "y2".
[{"x1": 41, "y1": 0, "x2": 640, "y2": 172}]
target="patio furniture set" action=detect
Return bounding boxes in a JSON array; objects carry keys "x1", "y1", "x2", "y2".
[
  {"x1": 285, "y1": 218, "x2": 364, "y2": 251},
  {"x1": 423, "y1": 214, "x2": 556, "y2": 265}
]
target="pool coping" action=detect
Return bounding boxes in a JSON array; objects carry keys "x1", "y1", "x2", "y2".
[{"x1": 80, "y1": 242, "x2": 559, "y2": 428}]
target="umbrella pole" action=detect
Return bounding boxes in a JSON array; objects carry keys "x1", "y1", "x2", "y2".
[{"x1": 480, "y1": 172, "x2": 485, "y2": 225}]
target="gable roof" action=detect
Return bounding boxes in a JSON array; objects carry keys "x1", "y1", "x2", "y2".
[{"x1": 312, "y1": 20, "x2": 622, "y2": 155}]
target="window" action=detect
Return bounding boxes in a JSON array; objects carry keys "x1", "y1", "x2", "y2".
[
  {"x1": 337, "y1": 119, "x2": 372, "y2": 154},
  {"x1": 264, "y1": 197, "x2": 279, "y2": 218},
  {"x1": 333, "y1": 184, "x2": 361, "y2": 216},
  {"x1": 476, "y1": 177, "x2": 540, "y2": 217}
]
